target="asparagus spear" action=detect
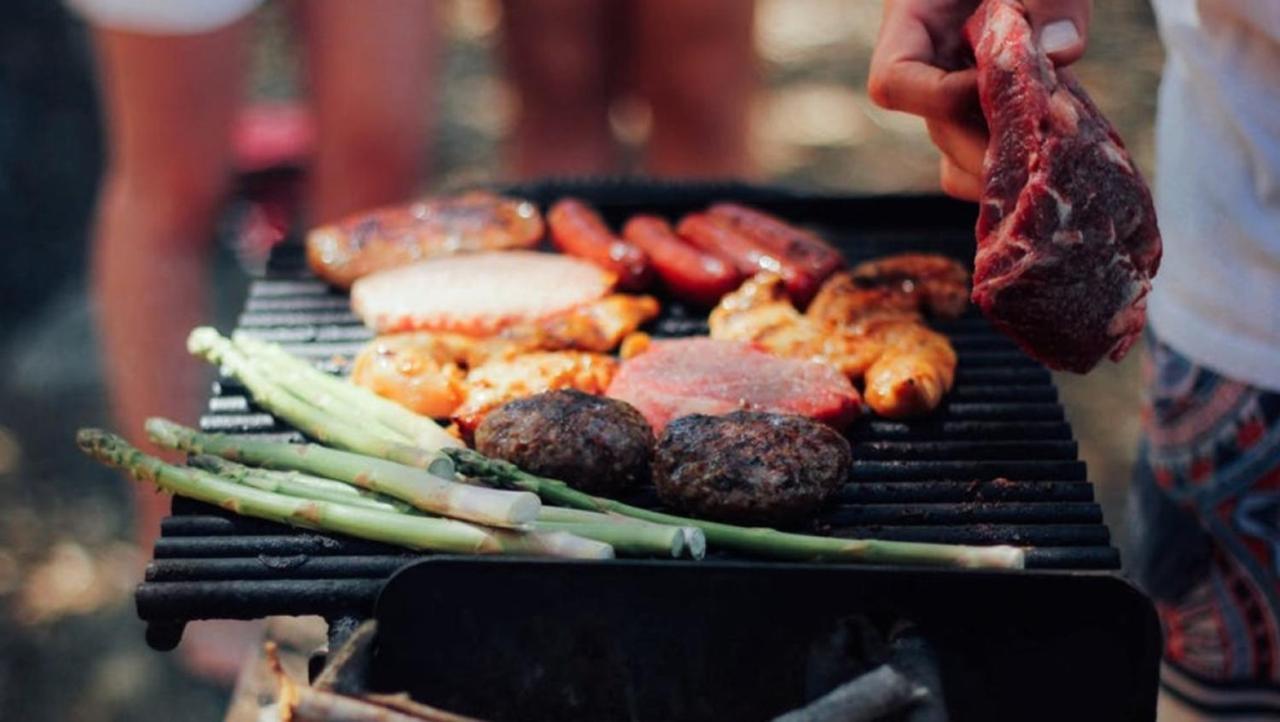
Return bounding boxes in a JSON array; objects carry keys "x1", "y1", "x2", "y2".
[
  {"x1": 446, "y1": 448, "x2": 1026, "y2": 569},
  {"x1": 188, "y1": 327, "x2": 449, "y2": 471},
  {"x1": 193, "y1": 454, "x2": 696, "y2": 559},
  {"x1": 77, "y1": 430, "x2": 610, "y2": 559},
  {"x1": 147, "y1": 418, "x2": 540, "y2": 528},
  {"x1": 231, "y1": 331, "x2": 462, "y2": 451}
]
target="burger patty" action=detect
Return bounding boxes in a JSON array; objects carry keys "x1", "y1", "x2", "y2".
[
  {"x1": 653, "y1": 411, "x2": 852, "y2": 526},
  {"x1": 474, "y1": 390, "x2": 654, "y2": 496}
]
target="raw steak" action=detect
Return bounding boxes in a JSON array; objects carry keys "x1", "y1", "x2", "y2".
[
  {"x1": 606, "y1": 338, "x2": 862, "y2": 433},
  {"x1": 965, "y1": 0, "x2": 1162, "y2": 372},
  {"x1": 350, "y1": 251, "x2": 615, "y2": 334}
]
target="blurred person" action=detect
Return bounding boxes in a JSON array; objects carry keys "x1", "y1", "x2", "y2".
[
  {"x1": 501, "y1": 0, "x2": 755, "y2": 179},
  {"x1": 83, "y1": 0, "x2": 440, "y2": 549},
  {"x1": 868, "y1": 0, "x2": 1280, "y2": 719},
  {"x1": 77, "y1": 0, "x2": 441, "y2": 684}
]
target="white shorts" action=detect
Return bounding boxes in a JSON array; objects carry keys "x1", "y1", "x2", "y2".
[{"x1": 68, "y1": 0, "x2": 265, "y2": 35}]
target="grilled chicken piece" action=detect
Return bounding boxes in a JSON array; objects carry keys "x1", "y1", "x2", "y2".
[
  {"x1": 480, "y1": 294, "x2": 660, "y2": 359},
  {"x1": 349, "y1": 331, "x2": 474, "y2": 418},
  {"x1": 351, "y1": 294, "x2": 655, "y2": 418},
  {"x1": 452, "y1": 352, "x2": 618, "y2": 441},
  {"x1": 709, "y1": 274, "x2": 883, "y2": 377},
  {"x1": 711, "y1": 272, "x2": 956, "y2": 418},
  {"x1": 807, "y1": 253, "x2": 970, "y2": 325},
  {"x1": 306, "y1": 191, "x2": 545, "y2": 288},
  {"x1": 859, "y1": 317, "x2": 957, "y2": 420}
]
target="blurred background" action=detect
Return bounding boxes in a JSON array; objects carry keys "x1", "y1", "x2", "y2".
[{"x1": 0, "y1": 0, "x2": 1161, "y2": 719}]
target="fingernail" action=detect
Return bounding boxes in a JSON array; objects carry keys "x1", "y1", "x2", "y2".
[{"x1": 1040, "y1": 20, "x2": 1080, "y2": 55}]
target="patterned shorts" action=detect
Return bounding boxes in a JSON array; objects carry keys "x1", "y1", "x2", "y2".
[{"x1": 1130, "y1": 332, "x2": 1280, "y2": 717}]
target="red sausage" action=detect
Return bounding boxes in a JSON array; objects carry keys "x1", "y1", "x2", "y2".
[
  {"x1": 706, "y1": 203, "x2": 846, "y2": 305},
  {"x1": 547, "y1": 198, "x2": 652, "y2": 290},
  {"x1": 677, "y1": 212, "x2": 794, "y2": 283},
  {"x1": 622, "y1": 215, "x2": 742, "y2": 307}
]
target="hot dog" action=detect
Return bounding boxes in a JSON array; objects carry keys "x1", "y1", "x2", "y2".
[
  {"x1": 548, "y1": 198, "x2": 652, "y2": 290},
  {"x1": 621, "y1": 215, "x2": 741, "y2": 307},
  {"x1": 705, "y1": 203, "x2": 845, "y2": 306}
]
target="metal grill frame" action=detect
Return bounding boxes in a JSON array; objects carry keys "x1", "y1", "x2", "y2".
[{"x1": 137, "y1": 184, "x2": 1147, "y2": 659}]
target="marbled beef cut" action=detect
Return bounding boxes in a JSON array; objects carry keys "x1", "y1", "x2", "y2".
[
  {"x1": 605, "y1": 337, "x2": 862, "y2": 433},
  {"x1": 965, "y1": 0, "x2": 1162, "y2": 373}
]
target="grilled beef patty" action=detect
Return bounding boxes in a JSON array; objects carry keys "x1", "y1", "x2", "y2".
[
  {"x1": 653, "y1": 411, "x2": 852, "y2": 525},
  {"x1": 475, "y1": 390, "x2": 654, "y2": 496}
]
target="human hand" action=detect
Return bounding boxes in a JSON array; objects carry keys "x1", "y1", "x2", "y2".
[{"x1": 868, "y1": 0, "x2": 1092, "y2": 200}]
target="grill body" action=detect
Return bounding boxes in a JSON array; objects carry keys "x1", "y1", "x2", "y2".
[{"x1": 135, "y1": 183, "x2": 1159, "y2": 719}]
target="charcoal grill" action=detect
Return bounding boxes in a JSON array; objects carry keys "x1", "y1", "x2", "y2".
[{"x1": 135, "y1": 182, "x2": 1160, "y2": 720}]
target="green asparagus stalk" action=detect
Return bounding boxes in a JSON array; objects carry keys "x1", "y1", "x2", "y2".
[
  {"x1": 188, "y1": 327, "x2": 449, "y2": 472},
  {"x1": 193, "y1": 453, "x2": 696, "y2": 559},
  {"x1": 189, "y1": 454, "x2": 411, "y2": 513},
  {"x1": 147, "y1": 418, "x2": 540, "y2": 528},
  {"x1": 77, "y1": 430, "x2": 610, "y2": 559},
  {"x1": 446, "y1": 448, "x2": 1026, "y2": 569},
  {"x1": 231, "y1": 331, "x2": 462, "y2": 451}
]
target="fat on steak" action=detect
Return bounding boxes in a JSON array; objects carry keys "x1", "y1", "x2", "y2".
[
  {"x1": 965, "y1": 0, "x2": 1161, "y2": 372},
  {"x1": 350, "y1": 251, "x2": 616, "y2": 334},
  {"x1": 605, "y1": 337, "x2": 862, "y2": 433}
]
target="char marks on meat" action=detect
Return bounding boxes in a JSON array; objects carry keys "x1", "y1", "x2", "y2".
[
  {"x1": 965, "y1": 0, "x2": 1161, "y2": 372},
  {"x1": 605, "y1": 337, "x2": 862, "y2": 433}
]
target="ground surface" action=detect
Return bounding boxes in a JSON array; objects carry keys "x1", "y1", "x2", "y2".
[{"x1": 0, "y1": 1, "x2": 1161, "y2": 719}]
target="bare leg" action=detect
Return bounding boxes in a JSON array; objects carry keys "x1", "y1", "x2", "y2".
[
  {"x1": 631, "y1": 0, "x2": 756, "y2": 178},
  {"x1": 500, "y1": 0, "x2": 618, "y2": 178},
  {"x1": 90, "y1": 24, "x2": 247, "y2": 550},
  {"x1": 298, "y1": 0, "x2": 441, "y2": 223}
]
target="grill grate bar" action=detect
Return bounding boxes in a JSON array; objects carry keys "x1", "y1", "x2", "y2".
[
  {"x1": 850, "y1": 459, "x2": 1086, "y2": 482},
  {"x1": 830, "y1": 524, "x2": 1109, "y2": 546},
  {"x1": 836, "y1": 480, "x2": 1094, "y2": 503},
  {"x1": 851, "y1": 440, "x2": 1077, "y2": 460},
  {"x1": 823, "y1": 502, "x2": 1102, "y2": 526},
  {"x1": 146, "y1": 556, "x2": 412, "y2": 582}
]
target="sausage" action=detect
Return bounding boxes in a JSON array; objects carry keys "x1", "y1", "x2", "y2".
[
  {"x1": 676, "y1": 212, "x2": 828, "y2": 307},
  {"x1": 548, "y1": 198, "x2": 652, "y2": 290},
  {"x1": 706, "y1": 203, "x2": 846, "y2": 306},
  {"x1": 622, "y1": 215, "x2": 742, "y2": 306}
]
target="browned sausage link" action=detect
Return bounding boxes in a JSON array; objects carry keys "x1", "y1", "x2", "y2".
[
  {"x1": 548, "y1": 198, "x2": 652, "y2": 290},
  {"x1": 706, "y1": 203, "x2": 846, "y2": 305},
  {"x1": 623, "y1": 215, "x2": 742, "y2": 306}
]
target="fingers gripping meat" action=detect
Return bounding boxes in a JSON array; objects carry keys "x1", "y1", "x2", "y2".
[
  {"x1": 548, "y1": 198, "x2": 653, "y2": 290},
  {"x1": 621, "y1": 216, "x2": 742, "y2": 306},
  {"x1": 306, "y1": 191, "x2": 544, "y2": 288}
]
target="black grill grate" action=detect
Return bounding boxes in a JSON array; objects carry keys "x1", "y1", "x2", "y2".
[{"x1": 137, "y1": 188, "x2": 1124, "y2": 650}]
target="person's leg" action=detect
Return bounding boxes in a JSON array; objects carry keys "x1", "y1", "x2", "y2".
[
  {"x1": 500, "y1": 0, "x2": 618, "y2": 178},
  {"x1": 630, "y1": 0, "x2": 756, "y2": 178},
  {"x1": 90, "y1": 23, "x2": 248, "y2": 550},
  {"x1": 1129, "y1": 332, "x2": 1280, "y2": 717},
  {"x1": 297, "y1": 0, "x2": 441, "y2": 223}
]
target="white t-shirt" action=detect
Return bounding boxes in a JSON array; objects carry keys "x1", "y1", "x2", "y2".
[{"x1": 1148, "y1": 0, "x2": 1280, "y2": 391}]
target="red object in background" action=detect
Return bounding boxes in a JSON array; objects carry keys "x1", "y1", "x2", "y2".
[
  {"x1": 548, "y1": 198, "x2": 653, "y2": 290},
  {"x1": 622, "y1": 215, "x2": 741, "y2": 307},
  {"x1": 228, "y1": 103, "x2": 317, "y2": 265}
]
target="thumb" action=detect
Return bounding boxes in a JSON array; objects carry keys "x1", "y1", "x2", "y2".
[{"x1": 1022, "y1": 0, "x2": 1092, "y2": 66}]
